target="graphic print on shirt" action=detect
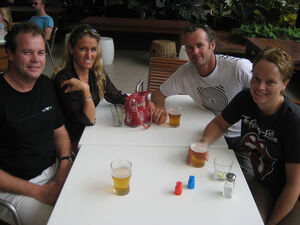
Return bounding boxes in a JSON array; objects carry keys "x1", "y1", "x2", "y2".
[
  {"x1": 241, "y1": 116, "x2": 277, "y2": 180},
  {"x1": 197, "y1": 85, "x2": 228, "y2": 112}
]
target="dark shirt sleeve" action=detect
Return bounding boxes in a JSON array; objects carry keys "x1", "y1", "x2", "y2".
[
  {"x1": 281, "y1": 101, "x2": 300, "y2": 163},
  {"x1": 104, "y1": 73, "x2": 128, "y2": 104},
  {"x1": 52, "y1": 70, "x2": 95, "y2": 130},
  {"x1": 222, "y1": 89, "x2": 249, "y2": 125}
]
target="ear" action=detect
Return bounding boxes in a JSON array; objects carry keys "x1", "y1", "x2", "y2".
[
  {"x1": 281, "y1": 79, "x2": 289, "y2": 95},
  {"x1": 283, "y1": 79, "x2": 289, "y2": 90},
  {"x1": 7, "y1": 48, "x2": 14, "y2": 62},
  {"x1": 210, "y1": 40, "x2": 216, "y2": 52}
]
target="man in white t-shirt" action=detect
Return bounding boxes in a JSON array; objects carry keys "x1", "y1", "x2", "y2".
[{"x1": 151, "y1": 24, "x2": 253, "y2": 176}]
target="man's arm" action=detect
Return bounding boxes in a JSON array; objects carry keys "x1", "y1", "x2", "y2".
[
  {"x1": 45, "y1": 27, "x2": 52, "y2": 41},
  {"x1": 52, "y1": 125, "x2": 72, "y2": 187},
  {"x1": 266, "y1": 163, "x2": 300, "y2": 225},
  {"x1": 0, "y1": 125, "x2": 72, "y2": 205},
  {"x1": 151, "y1": 89, "x2": 168, "y2": 125}
]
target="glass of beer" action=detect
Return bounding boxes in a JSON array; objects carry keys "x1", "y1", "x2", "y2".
[
  {"x1": 166, "y1": 105, "x2": 182, "y2": 127},
  {"x1": 187, "y1": 136, "x2": 209, "y2": 168},
  {"x1": 110, "y1": 160, "x2": 132, "y2": 195}
]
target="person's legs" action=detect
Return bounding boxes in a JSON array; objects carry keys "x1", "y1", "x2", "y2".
[
  {"x1": 247, "y1": 177, "x2": 275, "y2": 223},
  {"x1": 0, "y1": 160, "x2": 58, "y2": 225},
  {"x1": 0, "y1": 194, "x2": 53, "y2": 225},
  {"x1": 278, "y1": 200, "x2": 300, "y2": 225}
]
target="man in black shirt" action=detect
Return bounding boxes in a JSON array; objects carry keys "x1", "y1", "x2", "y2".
[{"x1": 0, "y1": 22, "x2": 72, "y2": 225}]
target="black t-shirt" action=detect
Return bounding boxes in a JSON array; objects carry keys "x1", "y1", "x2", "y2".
[
  {"x1": 0, "y1": 74, "x2": 64, "y2": 180},
  {"x1": 222, "y1": 89, "x2": 300, "y2": 196}
]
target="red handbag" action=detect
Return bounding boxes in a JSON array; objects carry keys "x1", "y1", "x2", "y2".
[{"x1": 124, "y1": 80, "x2": 152, "y2": 129}]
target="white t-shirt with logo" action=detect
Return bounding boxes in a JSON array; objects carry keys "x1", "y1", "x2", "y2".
[{"x1": 160, "y1": 54, "x2": 252, "y2": 137}]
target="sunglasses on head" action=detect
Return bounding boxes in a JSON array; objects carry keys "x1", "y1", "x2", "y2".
[{"x1": 78, "y1": 27, "x2": 99, "y2": 35}]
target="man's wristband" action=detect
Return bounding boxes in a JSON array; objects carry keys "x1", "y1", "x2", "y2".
[{"x1": 60, "y1": 156, "x2": 73, "y2": 163}]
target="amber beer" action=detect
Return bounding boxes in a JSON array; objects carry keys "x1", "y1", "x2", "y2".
[
  {"x1": 111, "y1": 167, "x2": 131, "y2": 195},
  {"x1": 111, "y1": 160, "x2": 132, "y2": 195},
  {"x1": 168, "y1": 108, "x2": 182, "y2": 127},
  {"x1": 187, "y1": 143, "x2": 208, "y2": 168}
]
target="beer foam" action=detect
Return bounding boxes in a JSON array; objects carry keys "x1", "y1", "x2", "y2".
[
  {"x1": 191, "y1": 143, "x2": 208, "y2": 153},
  {"x1": 167, "y1": 108, "x2": 182, "y2": 115},
  {"x1": 112, "y1": 167, "x2": 131, "y2": 178}
]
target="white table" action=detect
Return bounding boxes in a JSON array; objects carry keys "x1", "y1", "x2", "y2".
[
  {"x1": 47, "y1": 145, "x2": 264, "y2": 225},
  {"x1": 79, "y1": 95, "x2": 227, "y2": 147}
]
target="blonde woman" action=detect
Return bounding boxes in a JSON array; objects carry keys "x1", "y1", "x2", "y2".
[{"x1": 52, "y1": 24, "x2": 127, "y2": 148}]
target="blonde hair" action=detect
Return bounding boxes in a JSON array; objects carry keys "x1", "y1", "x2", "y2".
[
  {"x1": 253, "y1": 47, "x2": 294, "y2": 83},
  {"x1": 52, "y1": 24, "x2": 106, "y2": 100}
]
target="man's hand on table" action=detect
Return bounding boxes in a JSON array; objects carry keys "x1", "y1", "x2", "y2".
[{"x1": 152, "y1": 104, "x2": 168, "y2": 125}]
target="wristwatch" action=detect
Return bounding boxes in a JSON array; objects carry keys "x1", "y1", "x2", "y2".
[{"x1": 60, "y1": 156, "x2": 73, "y2": 163}]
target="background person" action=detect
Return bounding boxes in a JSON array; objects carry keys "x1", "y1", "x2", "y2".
[
  {"x1": 29, "y1": 0, "x2": 53, "y2": 40},
  {"x1": 151, "y1": 23, "x2": 253, "y2": 176},
  {"x1": 195, "y1": 47, "x2": 300, "y2": 225},
  {"x1": 52, "y1": 24, "x2": 127, "y2": 150},
  {"x1": 0, "y1": 22, "x2": 72, "y2": 225}
]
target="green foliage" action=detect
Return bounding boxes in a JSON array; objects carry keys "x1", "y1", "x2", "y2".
[
  {"x1": 231, "y1": 23, "x2": 300, "y2": 43},
  {"x1": 202, "y1": 0, "x2": 300, "y2": 28},
  {"x1": 205, "y1": 0, "x2": 231, "y2": 27}
]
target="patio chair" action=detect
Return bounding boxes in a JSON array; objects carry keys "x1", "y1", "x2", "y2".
[
  {"x1": 292, "y1": 99, "x2": 300, "y2": 105},
  {"x1": 0, "y1": 198, "x2": 22, "y2": 225},
  {"x1": 46, "y1": 26, "x2": 58, "y2": 69},
  {"x1": 147, "y1": 57, "x2": 188, "y2": 93}
]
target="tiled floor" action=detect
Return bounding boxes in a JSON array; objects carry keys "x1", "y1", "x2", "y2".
[{"x1": 44, "y1": 41, "x2": 300, "y2": 100}]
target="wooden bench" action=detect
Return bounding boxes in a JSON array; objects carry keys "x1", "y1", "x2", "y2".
[
  {"x1": 79, "y1": 17, "x2": 190, "y2": 53},
  {"x1": 147, "y1": 57, "x2": 188, "y2": 93},
  {"x1": 0, "y1": 43, "x2": 8, "y2": 73}
]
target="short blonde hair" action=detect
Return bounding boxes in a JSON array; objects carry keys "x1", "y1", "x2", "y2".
[{"x1": 253, "y1": 47, "x2": 294, "y2": 82}]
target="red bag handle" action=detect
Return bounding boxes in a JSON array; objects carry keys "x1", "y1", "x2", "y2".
[{"x1": 130, "y1": 96, "x2": 152, "y2": 129}]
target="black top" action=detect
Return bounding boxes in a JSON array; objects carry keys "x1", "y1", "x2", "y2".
[
  {"x1": 222, "y1": 89, "x2": 300, "y2": 196},
  {"x1": 0, "y1": 74, "x2": 64, "y2": 180},
  {"x1": 52, "y1": 65, "x2": 127, "y2": 143}
]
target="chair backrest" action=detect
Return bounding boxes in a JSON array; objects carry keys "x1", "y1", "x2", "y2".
[
  {"x1": 0, "y1": 198, "x2": 22, "y2": 225},
  {"x1": 291, "y1": 99, "x2": 300, "y2": 105},
  {"x1": 49, "y1": 26, "x2": 58, "y2": 52},
  {"x1": 147, "y1": 57, "x2": 188, "y2": 93}
]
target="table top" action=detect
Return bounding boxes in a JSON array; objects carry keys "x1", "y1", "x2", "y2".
[
  {"x1": 246, "y1": 37, "x2": 300, "y2": 65},
  {"x1": 47, "y1": 144, "x2": 264, "y2": 225},
  {"x1": 79, "y1": 95, "x2": 227, "y2": 147}
]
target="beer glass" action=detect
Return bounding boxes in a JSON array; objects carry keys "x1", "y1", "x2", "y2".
[
  {"x1": 111, "y1": 160, "x2": 132, "y2": 195},
  {"x1": 110, "y1": 104, "x2": 124, "y2": 127},
  {"x1": 187, "y1": 136, "x2": 209, "y2": 168},
  {"x1": 166, "y1": 105, "x2": 182, "y2": 127}
]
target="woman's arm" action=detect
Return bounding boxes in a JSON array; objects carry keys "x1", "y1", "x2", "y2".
[
  {"x1": 61, "y1": 78, "x2": 96, "y2": 124},
  {"x1": 266, "y1": 163, "x2": 300, "y2": 225},
  {"x1": 202, "y1": 114, "x2": 231, "y2": 145},
  {"x1": 103, "y1": 74, "x2": 127, "y2": 104}
]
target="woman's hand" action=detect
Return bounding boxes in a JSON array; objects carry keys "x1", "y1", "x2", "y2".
[{"x1": 61, "y1": 78, "x2": 89, "y2": 94}]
